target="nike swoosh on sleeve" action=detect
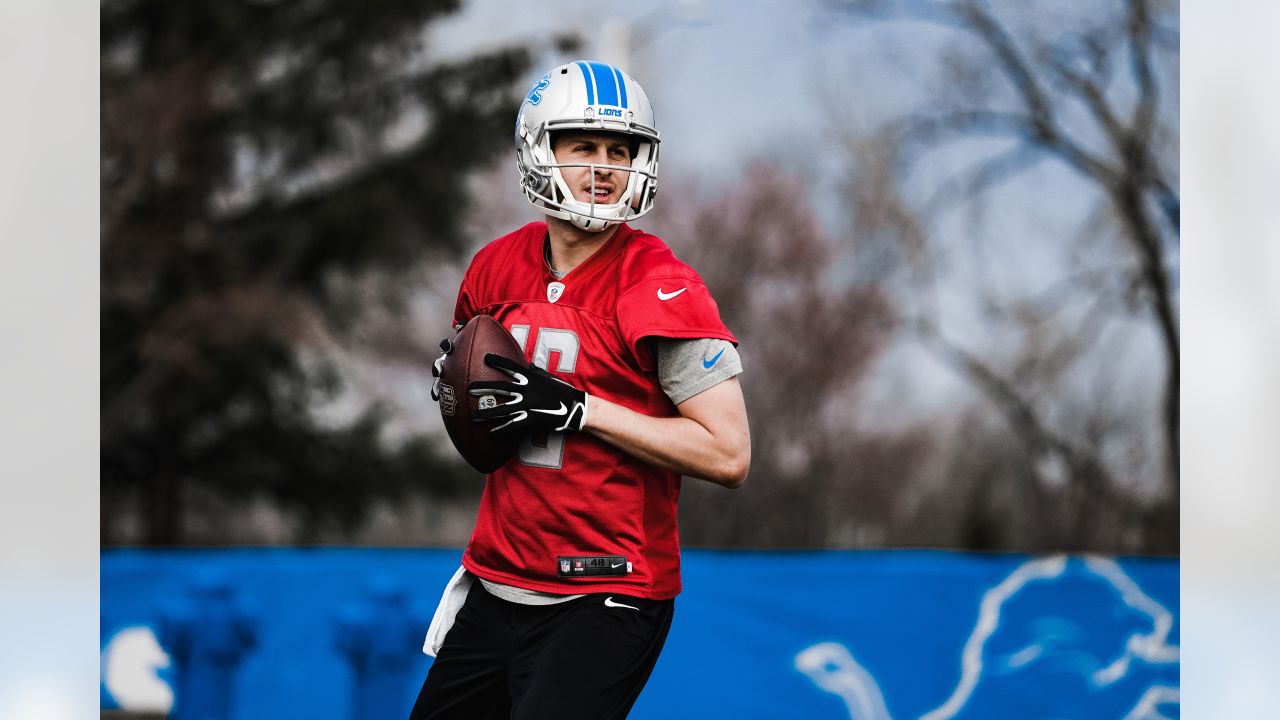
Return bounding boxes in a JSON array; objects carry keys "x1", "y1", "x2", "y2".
[
  {"x1": 657, "y1": 287, "x2": 687, "y2": 301},
  {"x1": 702, "y1": 348, "x2": 726, "y2": 369}
]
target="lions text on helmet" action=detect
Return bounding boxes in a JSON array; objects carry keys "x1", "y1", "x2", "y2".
[{"x1": 516, "y1": 60, "x2": 660, "y2": 232}]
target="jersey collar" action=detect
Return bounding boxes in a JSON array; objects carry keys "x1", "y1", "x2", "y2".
[{"x1": 539, "y1": 223, "x2": 632, "y2": 287}]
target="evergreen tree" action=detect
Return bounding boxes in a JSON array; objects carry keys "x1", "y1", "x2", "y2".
[{"x1": 101, "y1": 0, "x2": 532, "y2": 544}]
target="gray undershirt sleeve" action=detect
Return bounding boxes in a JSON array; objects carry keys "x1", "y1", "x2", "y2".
[{"x1": 652, "y1": 337, "x2": 743, "y2": 405}]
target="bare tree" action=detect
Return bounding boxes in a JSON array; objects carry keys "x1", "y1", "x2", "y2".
[
  {"x1": 833, "y1": 0, "x2": 1179, "y2": 551},
  {"x1": 646, "y1": 166, "x2": 921, "y2": 547}
]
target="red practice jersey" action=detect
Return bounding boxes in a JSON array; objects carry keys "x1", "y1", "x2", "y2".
[{"x1": 454, "y1": 221, "x2": 737, "y2": 599}]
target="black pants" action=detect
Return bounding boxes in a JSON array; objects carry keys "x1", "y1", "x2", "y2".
[{"x1": 409, "y1": 581, "x2": 674, "y2": 720}]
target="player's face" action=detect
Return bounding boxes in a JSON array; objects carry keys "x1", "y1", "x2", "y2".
[{"x1": 551, "y1": 131, "x2": 633, "y2": 206}]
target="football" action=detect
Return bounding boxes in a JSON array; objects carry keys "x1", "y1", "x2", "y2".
[{"x1": 437, "y1": 314, "x2": 525, "y2": 473}]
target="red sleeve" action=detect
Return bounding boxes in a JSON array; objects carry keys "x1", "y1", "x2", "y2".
[
  {"x1": 616, "y1": 274, "x2": 737, "y2": 371},
  {"x1": 451, "y1": 222, "x2": 540, "y2": 328},
  {"x1": 453, "y1": 271, "x2": 477, "y2": 328}
]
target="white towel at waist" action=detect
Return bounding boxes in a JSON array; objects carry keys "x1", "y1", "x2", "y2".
[{"x1": 422, "y1": 565, "x2": 474, "y2": 658}]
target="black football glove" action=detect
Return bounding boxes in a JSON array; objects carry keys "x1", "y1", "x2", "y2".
[
  {"x1": 469, "y1": 354, "x2": 588, "y2": 436},
  {"x1": 429, "y1": 337, "x2": 453, "y2": 402}
]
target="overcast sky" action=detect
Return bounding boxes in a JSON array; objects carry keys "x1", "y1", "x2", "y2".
[{"x1": 425, "y1": 0, "x2": 907, "y2": 175}]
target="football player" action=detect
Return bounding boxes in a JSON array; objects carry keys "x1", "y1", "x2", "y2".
[{"x1": 411, "y1": 60, "x2": 750, "y2": 720}]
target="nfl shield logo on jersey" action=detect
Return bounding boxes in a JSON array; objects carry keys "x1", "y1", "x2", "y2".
[
  {"x1": 560, "y1": 559, "x2": 570, "y2": 573},
  {"x1": 547, "y1": 281, "x2": 565, "y2": 303}
]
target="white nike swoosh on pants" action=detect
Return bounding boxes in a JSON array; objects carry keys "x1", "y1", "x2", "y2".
[{"x1": 603, "y1": 596, "x2": 639, "y2": 611}]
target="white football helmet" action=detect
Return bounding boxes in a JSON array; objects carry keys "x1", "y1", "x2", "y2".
[{"x1": 515, "y1": 61, "x2": 660, "y2": 232}]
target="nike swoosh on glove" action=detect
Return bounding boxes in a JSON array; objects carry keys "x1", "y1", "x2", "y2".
[{"x1": 469, "y1": 354, "x2": 588, "y2": 436}]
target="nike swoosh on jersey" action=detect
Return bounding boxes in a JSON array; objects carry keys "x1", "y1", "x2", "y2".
[
  {"x1": 603, "y1": 596, "x2": 639, "y2": 611},
  {"x1": 702, "y1": 348, "x2": 726, "y2": 369},
  {"x1": 656, "y1": 287, "x2": 687, "y2": 301}
]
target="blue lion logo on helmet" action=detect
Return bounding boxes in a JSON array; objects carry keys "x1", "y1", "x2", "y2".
[{"x1": 525, "y1": 72, "x2": 551, "y2": 106}]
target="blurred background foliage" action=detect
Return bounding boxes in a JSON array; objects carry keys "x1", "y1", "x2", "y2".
[
  {"x1": 101, "y1": 0, "x2": 1177, "y2": 554},
  {"x1": 101, "y1": 0, "x2": 545, "y2": 544}
]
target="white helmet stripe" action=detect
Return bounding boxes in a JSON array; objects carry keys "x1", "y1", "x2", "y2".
[
  {"x1": 613, "y1": 66, "x2": 628, "y2": 108},
  {"x1": 575, "y1": 61, "x2": 597, "y2": 105}
]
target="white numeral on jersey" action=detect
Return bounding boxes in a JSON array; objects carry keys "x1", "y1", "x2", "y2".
[
  {"x1": 509, "y1": 324, "x2": 531, "y2": 353},
  {"x1": 533, "y1": 328, "x2": 580, "y2": 373},
  {"x1": 510, "y1": 325, "x2": 581, "y2": 469}
]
